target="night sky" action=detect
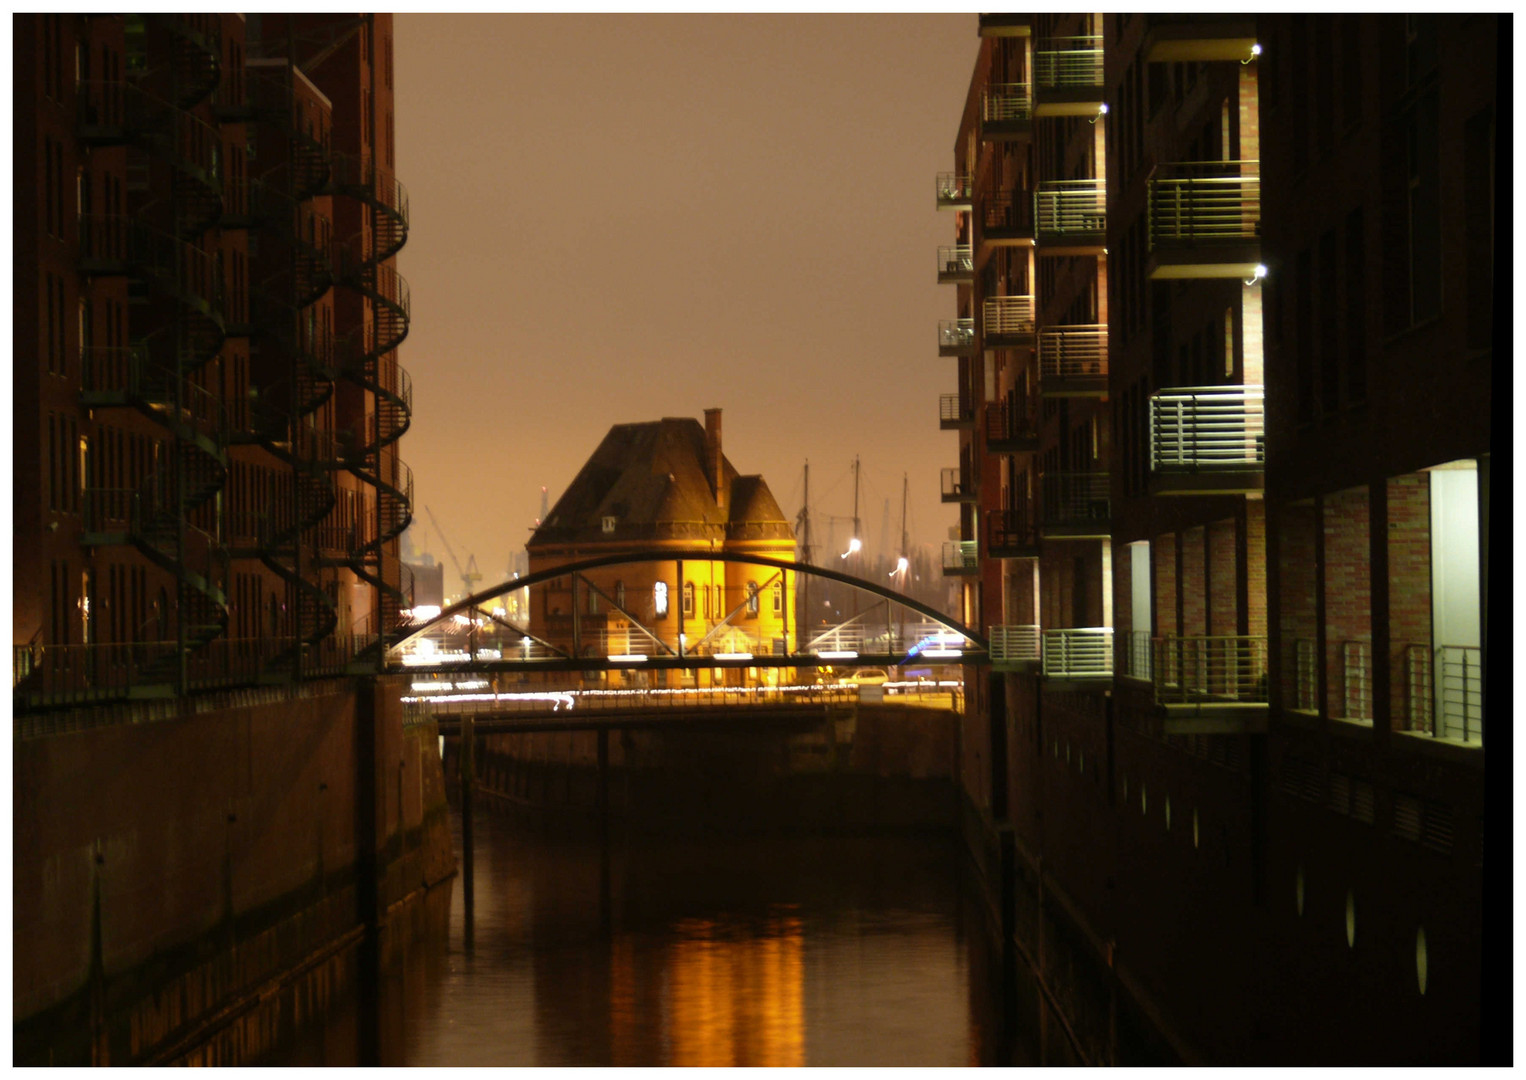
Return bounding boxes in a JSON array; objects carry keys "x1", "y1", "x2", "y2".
[{"x1": 392, "y1": 14, "x2": 978, "y2": 589}]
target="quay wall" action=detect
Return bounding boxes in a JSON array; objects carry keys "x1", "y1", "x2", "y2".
[{"x1": 13, "y1": 675, "x2": 456, "y2": 1065}]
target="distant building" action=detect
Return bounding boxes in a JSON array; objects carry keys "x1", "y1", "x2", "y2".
[
  {"x1": 527, "y1": 409, "x2": 796, "y2": 685},
  {"x1": 944, "y1": 13, "x2": 1496, "y2": 1064},
  {"x1": 403, "y1": 554, "x2": 445, "y2": 611}
]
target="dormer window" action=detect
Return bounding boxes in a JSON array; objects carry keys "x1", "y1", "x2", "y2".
[{"x1": 602, "y1": 515, "x2": 616, "y2": 534}]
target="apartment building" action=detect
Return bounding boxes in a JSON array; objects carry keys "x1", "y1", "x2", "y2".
[
  {"x1": 941, "y1": 13, "x2": 1497, "y2": 1064},
  {"x1": 14, "y1": 14, "x2": 412, "y2": 706}
]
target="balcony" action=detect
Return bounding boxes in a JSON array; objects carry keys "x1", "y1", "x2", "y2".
[
  {"x1": 939, "y1": 393, "x2": 974, "y2": 430},
  {"x1": 988, "y1": 506, "x2": 1040, "y2": 558},
  {"x1": 1040, "y1": 472, "x2": 1109, "y2": 538},
  {"x1": 1147, "y1": 161, "x2": 1261, "y2": 279},
  {"x1": 1403, "y1": 643, "x2": 1484, "y2": 745},
  {"x1": 941, "y1": 466, "x2": 977, "y2": 503},
  {"x1": 1033, "y1": 36, "x2": 1105, "y2": 116},
  {"x1": 936, "y1": 172, "x2": 973, "y2": 210},
  {"x1": 1035, "y1": 179, "x2": 1106, "y2": 254},
  {"x1": 980, "y1": 190, "x2": 1035, "y2": 246},
  {"x1": 990, "y1": 625, "x2": 1040, "y2": 671},
  {"x1": 985, "y1": 400, "x2": 1039, "y2": 453},
  {"x1": 981, "y1": 83, "x2": 1033, "y2": 142},
  {"x1": 1149, "y1": 385, "x2": 1265, "y2": 494},
  {"x1": 1042, "y1": 627, "x2": 1113, "y2": 684},
  {"x1": 1152, "y1": 635, "x2": 1269, "y2": 734},
  {"x1": 1037, "y1": 325, "x2": 1107, "y2": 397},
  {"x1": 939, "y1": 318, "x2": 977, "y2": 357},
  {"x1": 1142, "y1": 16, "x2": 1259, "y2": 63},
  {"x1": 941, "y1": 540, "x2": 978, "y2": 576},
  {"x1": 978, "y1": 14, "x2": 1033, "y2": 37},
  {"x1": 937, "y1": 244, "x2": 973, "y2": 284},
  {"x1": 982, "y1": 296, "x2": 1035, "y2": 348}
]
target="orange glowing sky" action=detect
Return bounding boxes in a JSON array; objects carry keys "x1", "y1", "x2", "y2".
[{"x1": 393, "y1": 14, "x2": 977, "y2": 586}]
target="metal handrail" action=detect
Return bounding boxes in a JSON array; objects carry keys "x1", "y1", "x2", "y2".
[
  {"x1": 1042, "y1": 627, "x2": 1113, "y2": 678},
  {"x1": 1293, "y1": 638, "x2": 1318, "y2": 712},
  {"x1": 987, "y1": 506, "x2": 1036, "y2": 551},
  {"x1": 1035, "y1": 179, "x2": 1106, "y2": 236},
  {"x1": 1151, "y1": 635, "x2": 1267, "y2": 705},
  {"x1": 936, "y1": 172, "x2": 972, "y2": 204},
  {"x1": 1150, "y1": 385, "x2": 1265, "y2": 470},
  {"x1": 1436, "y1": 644, "x2": 1483, "y2": 743},
  {"x1": 1040, "y1": 471, "x2": 1110, "y2": 526},
  {"x1": 938, "y1": 245, "x2": 973, "y2": 276},
  {"x1": 1148, "y1": 161, "x2": 1260, "y2": 245},
  {"x1": 1038, "y1": 325, "x2": 1107, "y2": 382},
  {"x1": 939, "y1": 318, "x2": 976, "y2": 352},
  {"x1": 1341, "y1": 640, "x2": 1372, "y2": 721},
  {"x1": 941, "y1": 540, "x2": 978, "y2": 572},
  {"x1": 1125, "y1": 630, "x2": 1153, "y2": 680},
  {"x1": 991, "y1": 625, "x2": 1040, "y2": 664},
  {"x1": 941, "y1": 467, "x2": 972, "y2": 499},
  {"x1": 1034, "y1": 36, "x2": 1105, "y2": 89},
  {"x1": 983, "y1": 295, "x2": 1035, "y2": 336},
  {"x1": 982, "y1": 83, "x2": 1033, "y2": 123},
  {"x1": 939, "y1": 393, "x2": 972, "y2": 425}
]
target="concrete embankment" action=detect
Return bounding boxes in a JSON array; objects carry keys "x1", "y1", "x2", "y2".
[
  {"x1": 447, "y1": 700, "x2": 961, "y2": 834},
  {"x1": 13, "y1": 675, "x2": 456, "y2": 1065}
]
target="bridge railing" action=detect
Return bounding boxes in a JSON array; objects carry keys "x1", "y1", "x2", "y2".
[{"x1": 404, "y1": 683, "x2": 865, "y2": 723}]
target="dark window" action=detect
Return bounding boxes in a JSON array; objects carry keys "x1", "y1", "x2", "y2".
[
  {"x1": 1345, "y1": 210, "x2": 1366, "y2": 402},
  {"x1": 1318, "y1": 229, "x2": 1339, "y2": 413},
  {"x1": 1295, "y1": 249, "x2": 1314, "y2": 423},
  {"x1": 1464, "y1": 106, "x2": 1495, "y2": 351}
]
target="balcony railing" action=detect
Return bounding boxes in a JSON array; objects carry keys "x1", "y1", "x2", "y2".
[
  {"x1": 939, "y1": 318, "x2": 976, "y2": 356},
  {"x1": 985, "y1": 399, "x2": 1039, "y2": 451},
  {"x1": 1034, "y1": 36, "x2": 1105, "y2": 90},
  {"x1": 1404, "y1": 643, "x2": 1483, "y2": 744},
  {"x1": 981, "y1": 83, "x2": 1034, "y2": 137},
  {"x1": 982, "y1": 190, "x2": 1035, "y2": 243},
  {"x1": 1152, "y1": 635, "x2": 1267, "y2": 706},
  {"x1": 939, "y1": 393, "x2": 973, "y2": 429},
  {"x1": 936, "y1": 172, "x2": 973, "y2": 209},
  {"x1": 990, "y1": 625, "x2": 1040, "y2": 667},
  {"x1": 937, "y1": 244, "x2": 974, "y2": 283},
  {"x1": 982, "y1": 296, "x2": 1035, "y2": 341},
  {"x1": 1038, "y1": 325, "x2": 1107, "y2": 394},
  {"x1": 1125, "y1": 629, "x2": 1153, "y2": 680},
  {"x1": 987, "y1": 506, "x2": 1038, "y2": 556},
  {"x1": 941, "y1": 467, "x2": 976, "y2": 502},
  {"x1": 941, "y1": 540, "x2": 978, "y2": 575},
  {"x1": 1035, "y1": 179, "x2": 1106, "y2": 247},
  {"x1": 1150, "y1": 385, "x2": 1265, "y2": 474},
  {"x1": 1040, "y1": 471, "x2": 1110, "y2": 534},
  {"x1": 1042, "y1": 627, "x2": 1113, "y2": 680},
  {"x1": 1340, "y1": 640, "x2": 1372, "y2": 722},
  {"x1": 1148, "y1": 161, "x2": 1261, "y2": 247},
  {"x1": 1293, "y1": 637, "x2": 1318, "y2": 712}
]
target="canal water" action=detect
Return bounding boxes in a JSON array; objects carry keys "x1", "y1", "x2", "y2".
[{"x1": 260, "y1": 809, "x2": 1015, "y2": 1066}]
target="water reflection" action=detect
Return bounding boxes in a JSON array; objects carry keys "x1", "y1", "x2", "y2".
[{"x1": 264, "y1": 811, "x2": 993, "y2": 1066}]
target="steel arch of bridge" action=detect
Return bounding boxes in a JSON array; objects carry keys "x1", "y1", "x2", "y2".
[{"x1": 389, "y1": 549, "x2": 987, "y2": 669}]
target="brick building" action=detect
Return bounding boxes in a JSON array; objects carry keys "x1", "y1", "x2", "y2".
[
  {"x1": 14, "y1": 14, "x2": 413, "y2": 702},
  {"x1": 942, "y1": 13, "x2": 1499, "y2": 1063}
]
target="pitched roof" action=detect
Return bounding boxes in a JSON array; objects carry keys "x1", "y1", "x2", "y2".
[{"x1": 529, "y1": 417, "x2": 794, "y2": 547}]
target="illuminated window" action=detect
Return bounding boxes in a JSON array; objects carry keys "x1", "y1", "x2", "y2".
[
  {"x1": 653, "y1": 581, "x2": 668, "y2": 618},
  {"x1": 772, "y1": 580, "x2": 784, "y2": 615},
  {"x1": 682, "y1": 582, "x2": 694, "y2": 617},
  {"x1": 747, "y1": 581, "x2": 760, "y2": 615}
]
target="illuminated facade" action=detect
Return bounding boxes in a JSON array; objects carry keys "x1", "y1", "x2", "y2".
[
  {"x1": 945, "y1": 13, "x2": 1497, "y2": 1063},
  {"x1": 527, "y1": 410, "x2": 798, "y2": 685},
  {"x1": 14, "y1": 14, "x2": 413, "y2": 704}
]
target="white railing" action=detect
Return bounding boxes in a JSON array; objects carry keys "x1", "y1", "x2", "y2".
[
  {"x1": 1038, "y1": 325, "x2": 1107, "y2": 385},
  {"x1": 983, "y1": 295, "x2": 1035, "y2": 337},
  {"x1": 1041, "y1": 471, "x2": 1110, "y2": 528},
  {"x1": 1042, "y1": 627, "x2": 1113, "y2": 679},
  {"x1": 939, "y1": 318, "x2": 976, "y2": 353},
  {"x1": 1034, "y1": 36, "x2": 1105, "y2": 89},
  {"x1": 1294, "y1": 638, "x2": 1319, "y2": 711},
  {"x1": 1126, "y1": 629, "x2": 1153, "y2": 680},
  {"x1": 942, "y1": 540, "x2": 978, "y2": 573},
  {"x1": 1341, "y1": 640, "x2": 1371, "y2": 721},
  {"x1": 941, "y1": 467, "x2": 973, "y2": 499},
  {"x1": 1150, "y1": 385, "x2": 1265, "y2": 470},
  {"x1": 982, "y1": 82, "x2": 1033, "y2": 123},
  {"x1": 1036, "y1": 179, "x2": 1106, "y2": 237},
  {"x1": 991, "y1": 625, "x2": 1040, "y2": 665},
  {"x1": 936, "y1": 172, "x2": 972, "y2": 205},
  {"x1": 1436, "y1": 645, "x2": 1483, "y2": 743},
  {"x1": 939, "y1": 393, "x2": 971, "y2": 425},
  {"x1": 938, "y1": 244, "x2": 973, "y2": 277},
  {"x1": 1148, "y1": 161, "x2": 1260, "y2": 245},
  {"x1": 1152, "y1": 635, "x2": 1267, "y2": 705}
]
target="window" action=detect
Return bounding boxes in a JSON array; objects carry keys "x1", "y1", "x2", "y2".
[
  {"x1": 682, "y1": 581, "x2": 695, "y2": 617},
  {"x1": 746, "y1": 581, "x2": 759, "y2": 615},
  {"x1": 653, "y1": 581, "x2": 668, "y2": 618},
  {"x1": 601, "y1": 515, "x2": 616, "y2": 534},
  {"x1": 772, "y1": 580, "x2": 784, "y2": 616},
  {"x1": 615, "y1": 581, "x2": 625, "y2": 610}
]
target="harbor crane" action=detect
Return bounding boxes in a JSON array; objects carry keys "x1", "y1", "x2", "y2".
[{"x1": 424, "y1": 504, "x2": 482, "y2": 599}]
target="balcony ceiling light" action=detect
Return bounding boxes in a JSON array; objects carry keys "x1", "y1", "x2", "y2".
[{"x1": 1245, "y1": 43, "x2": 1263, "y2": 64}]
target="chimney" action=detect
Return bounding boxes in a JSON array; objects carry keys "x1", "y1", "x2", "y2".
[{"x1": 703, "y1": 408, "x2": 725, "y2": 512}]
